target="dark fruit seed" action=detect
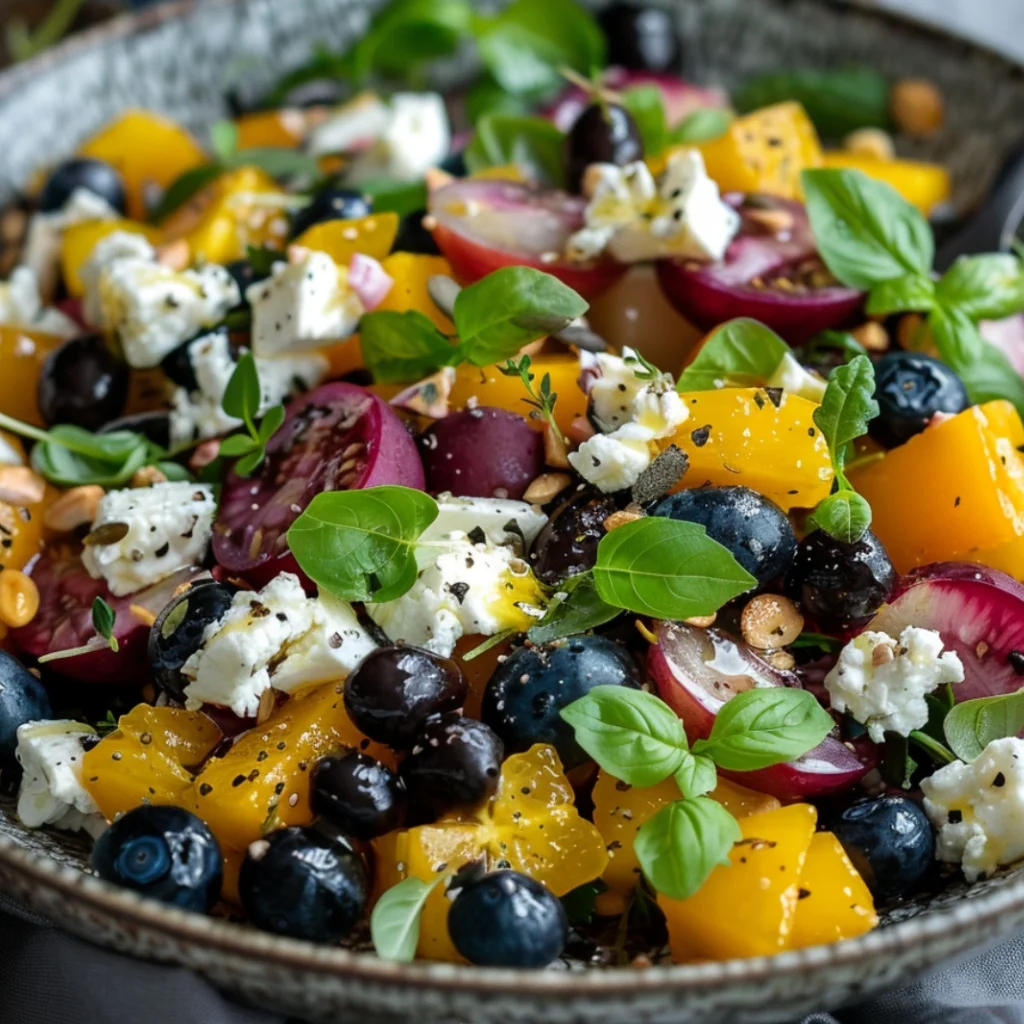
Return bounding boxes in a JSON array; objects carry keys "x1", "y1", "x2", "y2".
[
  {"x1": 37, "y1": 334, "x2": 130, "y2": 432},
  {"x1": 448, "y1": 870, "x2": 568, "y2": 967},
  {"x1": 238, "y1": 826, "x2": 368, "y2": 943},
  {"x1": 343, "y1": 645, "x2": 466, "y2": 749},
  {"x1": 598, "y1": 3, "x2": 682, "y2": 72},
  {"x1": 91, "y1": 805, "x2": 222, "y2": 913},
  {"x1": 870, "y1": 351, "x2": 969, "y2": 448},
  {"x1": 39, "y1": 157, "x2": 127, "y2": 215},
  {"x1": 289, "y1": 188, "x2": 372, "y2": 240},
  {"x1": 311, "y1": 751, "x2": 407, "y2": 840},
  {"x1": 0, "y1": 651, "x2": 52, "y2": 760},
  {"x1": 530, "y1": 491, "x2": 619, "y2": 587},
  {"x1": 565, "y1": 102, "x2": 644, "y2": 195},
  {"x1": 399, "y1": 714, "x2": 503, "y2": 822}
]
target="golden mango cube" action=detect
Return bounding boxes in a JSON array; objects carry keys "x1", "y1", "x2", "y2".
[
  {"x1": 377, "y1": 252, "x2": 455, "y2": 333},
  {"x1": 822, "y1": 152, "x2": 951, "y2": 216},
  {"x1": 61, "y1": 219, "x2": 162, "y2": 297},
  {"x1": 293, "y1": 213, "x2": 400, "y2": 266}
]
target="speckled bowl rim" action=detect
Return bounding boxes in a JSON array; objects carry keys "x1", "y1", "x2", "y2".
[{"x1": 0, "y1": 0, "x2": 1022, "y2": 997}]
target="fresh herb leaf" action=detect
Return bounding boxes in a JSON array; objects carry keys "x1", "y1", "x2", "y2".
[
  {"x1": 217, "y1": 354, "x2": 284, "y2": 476},
  {"x1": 246, "y1": 244, "x2": 285, "y2": 278},
  {"x1": 943, "y1": 690, "x2": 1024, "y2": 762},
  {"x1": 224, "y1": 147, "x2": 322, "y2": 180},
  {"x1": 676, "y1": 318, "x2": 789, "y2": 393},
  {"x1": 865, "y1": 273, "x2": 936, "y2": 317},
  {"x1": 807, "y1": 489, "x2": 873, "y2": 544},
  {"x1": 221, "y1": 351, "x2": 261, "y2": 432},
  {"x1": 461, "y1": 628, "x2": 519, "y2": 662},
  {"x1": 210, "y1": 119, "x2": 239, "y2": 162},
  {"x1": 956, "y1": 337, "x2": 1024, "y2": 421},
  {"x1": 360, "y1": 309, "x2": 456, "y2": 383},
  {"x1": 357, "y1": 177, "x2": 429, "y2": 218},
  {"x1": 465, "y1": 75, "x2": 532, "y2": 125},
  {"x1": 463, "y1": 114, "x2": 567, "y2": 188},
  {"x1": 526, "y1": 571, "x2": 621, "y2": 644},
  {"x1": 560, "y1": 881, "x2": 604, "y2": 927},
  {"x1": 91, "y1": 597, "x2": 119, "y2": 654},
  {"x1": 813, "y1": 354, "x2": 879, "y2": 484},
  {"x1": 802, "y1": 330, "x2": 867, "y2": 365},
  {"x1": 669, "y1": 108, "x2": 732, "y2": 145},
  {"x1": 621, "y1": 86, "x2": 666, "y2": 157},
  {"x1": 498, "y1": 354, "x2": 563, "y2": 441},
  {"x1": 94, "y1": 710, "x2": 120, "y2": 736},
  {"x1": 936, "y1": 254, "x2": 1024, "y2": 322},
  {"x1": 674, "y1": 752, "x2": 718, "y2": 799},
  {"x1": 790, "y1": 632, "x2": 843, "y2": 653},
  {"x1": 881, "y1": 732, "x2": 917, "y2": 790},
  {"x1": 370, "y1": 876, "x2": 442, "y2": 963},
  {"x1": 149, "y1": 164, "x2": 227, "y2": 224}
]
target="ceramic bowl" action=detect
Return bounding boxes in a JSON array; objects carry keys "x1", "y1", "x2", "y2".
[{"x1": 2, "y1": 2, "x2": 1024, "y2": 1021}]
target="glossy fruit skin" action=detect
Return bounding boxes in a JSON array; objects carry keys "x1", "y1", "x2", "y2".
[
  {"x1": 39, "y1": 157, "x2": 127, "y2": 215},
  {"x1": 870, "y1": 352, "x2": 969, "y2": 448},
  {"x1": 785, "y1": 529, "x2": 896, "y2": 633},
  {"x1": 289, "y1": 188, "x2": 372, "y2": 240},
  {"x1": 400, "y1": 714, "x2": 504, "y2": 821},
  {"x1": 530, "y1": 491, "x2": 618, "y2": 587},
  {"x1": 148, "y1": 580, "x2": 239, "y2": 704},
  {"x1": 311, "y1": 752, "x2": 407, "y2": 840},
  {"x1": 598, "y1": 3, "x2": 681, "y2": 72},
  {"x1": 343, "y1": 645, "x2": 466, "y2": 749},
  {"x1": 448, "y1": 870, "x2": 567, "y2": 967},
  {"x1": 91, "y1": 805, "x2": 223, "y2": 913},
  {"x1": 0, "y1": 651, "x2": 52, "y2": 760},
  {"x1": 37, "y1": 333, "x2": 129, "y2": 432},
  {"x1": 565, "y1": 103, "x2": 644, "y2": 195},
  {"x1": 239, "y1": 826, "x2": 368, "y2": 943},
  {"x1": 822, "y1": 795, "x2": 933, "y2": 904},
  {"x1": 653, "y1": 486, "x2": 796, "y2": 586},
  {"x1": 482, "y1": 637, "x2": 642, "y2": 769}
]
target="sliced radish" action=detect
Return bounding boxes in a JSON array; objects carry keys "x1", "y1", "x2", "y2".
[
  {"x1": 656, "y1": 195, "x2": 864, "y2": 344},
  {"x1": 348, "y1": 253, "x2": 393, "y2": 311},
  {"x1": 212, "y1": 382, "x2": 425, "y2": 581},
  {"x1": 428, "y1": 179, "x2": 627, "y2": 300},
  {"x1": 870, "y1": 562, "x2": 1024, "y2": 702},
  {"x1": 648, "y1": 621, "x2": 871, "y2": 801}
]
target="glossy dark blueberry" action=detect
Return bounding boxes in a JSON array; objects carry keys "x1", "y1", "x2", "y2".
[
  {"x1": 39, "y1": 157, "x2": 127, "y2": 215},
  {"x1": 399, "y1": 714, "x2": 503, "y2": 821},
  {"x1": 448, "y1": 870, "x2": 567, "y2": 967},
  {"x1": 311, "y1": 752, "x2": 407, "y2": 840},
  {"x1": 598, "y1": 3, "x2": 682, "y2": 72},
  {"x1": 565, "y1": 103, "x2": 643, "y2": 195},
  {"x1": 653, "y1": 486, "x2": 796, "y2": 587},
  {"x1": 392, "y1": 208, "x2": 442, "y2": 255},
  {"x1": 785, "y1": 529, "x2": 896, "y2": 633},
  {"x1": 238, "y1": 826, "x2": 368, "y2": 943},
  {"x1": 148, "y1": 580, "x2": 239, "y2": 704},
  {"x1": 823, "y1": 795, "x2": 934, "y2": 903},
  {"x1": 530, "y1": 491, "x2": 619, "y2": 587},
  {"x1": 91, "y1": 805, "x2": 222, "y2": 912},
  {"x1": 37, "y1": 334, "x2": 129, "y2": 432},
  {"x1": 343, "y1": 645, "x2": 466, "y2": 749},
  {"x1": 482, "y1": 636, "x2": 642, "y2": 769},
  {"x1": 0, "y1": 651, "x2": 52, "y2": 760},
  {"x1": 99, "y1": 411, "x2": 171, "y2": 450},
  {"x1": 870, "y1": 351, "x2": 969, "y2": 448},
  {"x1": 289, "y1": 188, "x2": 372, "y2": 240}
]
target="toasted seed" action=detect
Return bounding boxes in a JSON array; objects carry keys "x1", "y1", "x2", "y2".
[
  {"x1": 0, "y1": 570, "x2": 39, "y2": 628},
  {"x1": 745, "y1": 207, "x2": 794, "y2": 234},
  {"x1": 523, "y1": 472, "x2": 572, "y2": 505},
  {"x1": 0, "y1": 466, "x2": 46, "y2": 506},
  {"x1": 84, "y1": 521, "x2": 130, "y2": 547},
  {"x1": 257, "y1": 687, "x2": 276, "y2": 725},
  {"x1": 851, "y1": 321, "x2": 890, "y2": 353},
  {"x1": 544, "y1": 424, "x2": 570, "y2": 469},
  {"x1": 768, "y1": 650, "x2": 797, "y2": 672},
  {"x1": 155, "y1": 238, "x2": 191, "y2": 271},
  {"x1": 684, "y1": 613, "x2": 717, "y2": 629},
  {"x1": 130, "y1": 465, "x2": 168, "y2": 488},
  {"x1": 740, "y1": 594, "x2": 805, "y2": 650},
  {"x1": 43, "y1": 485, "x2": 105, "y2": 532},
  {"x1": 603, "y1": 508, "x2": 644, "y2": 532},
  {"x1": 891, "y1": 79, "x2": 945, "y2": 137},
  {"x1": 872, "y1": 642, "x2": 895, "y2": 668}
]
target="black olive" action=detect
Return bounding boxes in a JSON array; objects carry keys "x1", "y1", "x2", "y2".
[
  {"x1": 564, "y1": 102, "x2": 643, "y2": 195},
  {"x1": 39, "y1": 158, "x2": 127, "y2": 215},
  {"x1": 37, "y1": 334, "x2": 129, "y2": 432},
  {"x1": 598, "y1": 3, "x2": 682, "y2": 73}
]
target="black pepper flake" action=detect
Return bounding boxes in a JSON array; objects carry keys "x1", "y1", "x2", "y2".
[
  {"x1": 232, "y1": 774, "x2": 247, "y2": 787},
  {"x1": 691, "y1": 425, "x2": 712, "y2": 447},
  {"x1": 994, "y1": 772, "x2": 1007, "y2": 788},
  {"x1": 449, "y1": 581, "x2": 470, "y2": 604},
  {"x1": 763, "y1": 387, "x2": 784, "y2": 409},
  {"x1": 257, "y1": 750, "x2": 268, "y2": 762},
  {"x1": 467, "y1": 526, "x2": 486, "y2": 546},
  {"x1": 199, "y1": 783, "x2": 213, "y2": 796},
  {"x1": 276, "y1": 741, "x2": 287, "y2": 750},
  {"x1": 154, "y1": 543, "x2": 170, "y2": 558},
  {"x1": 276, "y1": 612, "x2": 288, "y2": 621},
  {"x1": 797, "y1": 888, "x2": 811, "y2": 900},
  {"x1": 807, "y1": 427, "x2": 816, "y2": 438},
  {"x1": 955, "y1": 496, "x2": 961, "y2": 508},
  {"x1": 948, "y1": 809, "x2": 963, "y2": 824},
  {"x1": 753, "y1": 392, "x2": 766, "y2": 410}
]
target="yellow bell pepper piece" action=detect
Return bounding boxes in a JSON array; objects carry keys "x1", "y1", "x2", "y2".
[
  {"x1": 293, "y1": 213, "x2": 400, "y2": 265},
  {"x1": 823, "y1": 152, "x2": 951, "y2": 216},
  {"x1": 61, "y1": 219, "x2": 162, "y2": 297},
  {"x1": 378, "y1": 253, "x2": 455, "y2": 333},
  {"x1": 0, "y1": 326, "x2": 64, "y2": 426},
  {"x1": 234, "y1": 109, "x2": 306, "y2": 150}
]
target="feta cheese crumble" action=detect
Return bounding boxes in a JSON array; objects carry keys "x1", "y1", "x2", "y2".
[
  {"x1": 16, "y1": 720, "x2": 104, "y2": 835},
  {"x1": 0, "y1": 265, "x2": 78, "y2": 339},
  {"x1": 766, "y1": 352, "x2": 828, "y2": 402},
  {"x1": 824, "y1": 627, "x2": 964, "y2": 742},
  {"x1": 346, "y1": 92, "x2": 451, "y2": 184},
  {"x1": 182, "y1": 573, "x2": 376, "y2": 718},
  {"x1": 420, "y1": 495, "x2": 549, "y2": 552},
  {"x1": 81, "y1": 482, "x2": 217, "y2": 597},
  {"x1": 922, "y1": 737, "x2": 1024, "y2": 882}
]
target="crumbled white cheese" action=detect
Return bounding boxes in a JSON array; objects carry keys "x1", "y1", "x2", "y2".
[
  {"x1": 568, "y1": 433, "x2": 653, "y2": 494},
  {"x1": 347, "y1": 92, "x2": 451, "y2": 184},
  {"x1": 80, "y1": 229, "x2": 157, "y2": 327},
  {"x1": 81, "y1": 482, "x2": 217, "y2": 597},
  {"x1": 182, "y1": 573, "x2": 376, "y2": 718},
  {"x1": 420, "y1": 495, "x2": 548, "y2": 552},
  {"x1": 16, "y1": 720, "x2": 104, "y2": 835},
  {"x1": 922, "y1": 737, "x2": 1024, "y2": 882},
  {"x1": 825, "y1": 627, "x2": 964, "y2": 743},
  {"x1": 766, "y1": 352, "x2": 828, "y2": 402},
  {"x1": 0, "y1": 266, "x2": 78, "y2": 338},
  {"x1": 305, "y1": 92, "x2": 393, "y2": 158}
]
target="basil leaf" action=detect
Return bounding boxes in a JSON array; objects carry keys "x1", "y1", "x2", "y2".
[
  {"x1": 928, "y1": 304, "x2": 986, "y2": 372},
  {"x1": 149, "y1": 163, "x2": 224, "y2": 223},
  {"x1": 865, "y1": 273, "x2": 936, "y2": 317},
  {"x1": 634, "y1": 797, "x2": 741, "y2": 901},
  {"x1": 264, "y1": 46, "x2": 349, "y2": 106},
  {"x1": 30, "y1": 426, "x2": 155, "y2": 489},
  {"x1": 224, "y1": 148, "x2": 321, "y2": 180},
  {"x1": 453, "y1": 267, "x2": 588, "y2": 367},
  {"x1": 476, "y1": 28, "x2": 564, "y2": 98},
  {"x1": 676, "y1": 318, "x2": 790, "y2": 393},
  {"x1": 691, "y1": 688, "x2": 835, "y2": 771},
  {"x1": 807, "y1": 489, "x2": 872, "y2": 544},
  {"x1": 217, "y1": 434, "x2": 259, "y2": 458},
  {"x1": 936, "y1": 254, "x2": 1024, "y2": 322},
  {"x1": 463, "y1": 114, "x2": 567, "y2": 188},
  {"x1": 881, "y1": 732, "x2": 917, "y2": 790},
  {"x1": 465, "y1": 75, "x2": 532, "y2": 125},
  {"x1": 813, "y1": 355, "x2": 878, "y2": 479},
  {"x1": 669, "y1": 108, "x2": 732, "y2": 145},
  {"x1": 560, "y1": 881, "x2": 604, "y2": 927},
  {"x1": 258, "y1": 405, "x2": 285, "y2": 444},
  {"x1": 286, "y1": 486, "x2": 439, "y2": 603},
  {"x1": 802, "y1": 168, "x2": 933, "y2": 290},
  {"x1": 956, "y1": 339, "x2": 1024, "y2": 421},
  {"x1": 360, "y1": 310, "x2": 456, "y2": 384},
  {"x1": 221, "y1": 352, "x2": 261, "y2": 428},
  {"x1": 943, "y1": 690, "x2": 1024, "y2": 762},
  {"x1": 593, "y1": 518, "x2": 757, "y2": 620},
  {"x1": 674, "y1": 753, "x2": 717, "y2": 799},
  {"x1": 357, "y1": 177, "x2": 429, "y2": 218},
  {"x1": 560, "y1": 686, "x2": 689, "y2": 788},
  {"x1": 91, "y1": 596, "x2": 118, "y2": 652},
  {"x1": 527, "y1": 571, "x2": 620, "y2": 644},
  {"x1": 210, "y1": 120, "x2": 239, "y2": 162},
  {"x1": 370, "y1": 876, "x2": 441, "y2": 963},
  {"x1": 621, "y1": 86, "x2": 666, "y2": 157}
]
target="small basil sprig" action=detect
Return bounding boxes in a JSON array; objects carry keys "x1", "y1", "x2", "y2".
[
  {"x1": 527, "y1": 571, "x2": 621, "y2": 644},
  {"x1": 676, "y1": 318, "x2": 790, "y2": 393},
  {"x1": 669, "y1": 108, "x2": 732, "y2": 146},
  {"x1": 39, "y1": 596, "x2": 120, "y2": 664},
  {"x1": 498, "y1": 354, "x2": 563, "y2": 442},
  {"x1": 216, "y1": 353, "x2": 285, "y2": 477},
  {"x1": 370, "y1": 875, "x2": 442, "y2": 963},
  {"x1": 943, "y1": 689, "x2": 1024, "y2": 763},
  {"x1": 464, "y1": 114, "x2": 568, "y2": 187}
]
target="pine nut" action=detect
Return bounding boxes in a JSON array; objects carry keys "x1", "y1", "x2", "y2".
[
  {"x1": 0, "y1": 466, "x2": 46, "y2": 506},
  {"x1": 43, "y1": 485, "x2": 105, "y2": 533},
  {"x1": 740, "y1": 594, "x2": 805, "y2": 650},
  {"x1": 0, "y1": 570, "x2": 39, "y2": 628}
]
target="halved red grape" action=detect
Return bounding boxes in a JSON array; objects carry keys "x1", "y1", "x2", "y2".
[
  {"x1": 212, "y1": 382, "x2": 424, "y2": 580},
  {"x1": 656, "y1": 195, "x2": 864, "y2": 344},
  {"x1": 647, "y1": 621, "x2": 870, "y2": 801},
  {"x1": 428, "y1": 179, "x2": 627, "y2": 300}
]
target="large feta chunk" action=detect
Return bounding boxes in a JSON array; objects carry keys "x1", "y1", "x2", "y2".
[
  {"x1": 825, "y1": 627, "x2": 964, "y2": 743},
  {"x1": 0, "y1": 266, "x2": 78, "y2": 338},
  {"x1": 81, "y1": 482, "x2": 217, "y2": 597},
  {"x1": 420, "y1": 495, "x2": 548, "y2": 552},
  {"x1": 182, "y1": 573, "x2": 376, "y2": 717},
  {"x1": 16, "y1": 720, "x2": 103, "y2": 835},
  {"x1": 347, "y1": 92, "x2": 451, "y2": 184},
  {"x1": 247, "y1": 250, "x2": 363, "y2": 357},
  {"x1": 922, "y1": 737, "x2": 1024, "y2": 882}
]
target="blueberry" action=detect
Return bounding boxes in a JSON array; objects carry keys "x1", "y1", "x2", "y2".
[
  {"x1": 39, "y1": 157, "x2": 127, "y2": 215},
  {"x1": 343, "y1": 645, "x2": 466, "y2": 749},
  {"x1": 392, "y1": 208, "x2": 441, "y2": 255},
  {"x1": 871, "y1": 352, "x2": 969, "y2": 448},
  {"x1": 785, "y1": 529, "x2": 896, "y2": 633},
  {"x1": 311, "y1": 752, "x2": 407, "y2": 840},
  {"x1": 598, "y1": 3, "x2": 682, "y2": 72},
  {"x1": 400, "y1": 714, "x2": 503, "y2": 822},
  {"x1": 91, "y1": 805, "x2": 222, "y2": 912},
  {"x1": 481, "y1": 636, "x2": 642, "y2": 769},
  {"x1": 823, "y1": 795, "x2": 934, "y2": 903},
  {"x1": 0, "y1": 651, "x2": 52, "y2": 760},
  {"x1": 148, "y1": 580, "x2": 239, "y2": 703},
  {"x1": 448, "y1": 870, "x2": 567, "y2": 967},
  {"x1": 529, "y1": 491, "x2": 619, "y2": 587},
  {"x1": 239, "y1": 826, "x2": 368, "y2": 943},
  {"x1": 289, "y1": 188, "x2": 372, "y2": 240},
  {"x1": 652, "y1": 486, "x2": 796, "y2": 587},
  {"x1": 565, "y1": 103, "x2": 643, "y2": 195},
  {"x1": 37, "y1": 334, "x2": 129, "y2": 432}
]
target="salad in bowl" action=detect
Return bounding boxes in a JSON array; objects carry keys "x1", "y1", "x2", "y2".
[{"x1": 1, "y1": 0, "x2": 1023, "y2": 978}]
